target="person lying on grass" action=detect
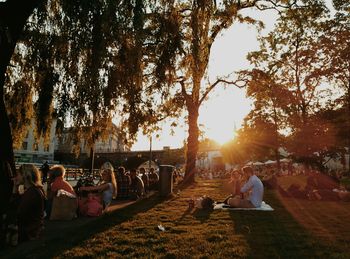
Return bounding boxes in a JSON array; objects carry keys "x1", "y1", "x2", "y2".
[{"x1": 225, "y1": 166, "x2": 264, "y2": 208}]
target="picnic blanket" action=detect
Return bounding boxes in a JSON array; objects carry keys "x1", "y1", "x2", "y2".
[{"x1": 214, "y1": 201, "x2": 274, "y2": 211}]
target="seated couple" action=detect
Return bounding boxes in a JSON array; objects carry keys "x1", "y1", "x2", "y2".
[{"x1": 224, "y1": 166, "x2": 264, "y2": 208}]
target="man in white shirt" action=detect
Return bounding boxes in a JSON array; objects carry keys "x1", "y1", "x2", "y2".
[{"x1": 227, "y1": 166, "x2": 264, "y2": 208}]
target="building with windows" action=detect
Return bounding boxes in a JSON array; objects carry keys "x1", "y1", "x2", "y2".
[
  {"x1": 14, "y1": 119, "x2": 57, "y2": 164},
  {"x1": 54, "y1": 123, "x2": 128, "y2": 165}
]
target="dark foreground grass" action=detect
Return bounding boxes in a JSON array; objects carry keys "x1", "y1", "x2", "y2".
[{"x1": 2, "y1": 178, "x2": 350, "y2": 258}]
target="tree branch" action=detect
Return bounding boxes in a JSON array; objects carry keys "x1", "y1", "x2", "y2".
[{"x1": 199, "y1": 78, "x2": 247, "y2": 106}]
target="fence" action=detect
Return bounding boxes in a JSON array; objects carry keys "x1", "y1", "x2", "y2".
[{"x1": 64, "y1": 168, "x2": 101, "y2": 180}]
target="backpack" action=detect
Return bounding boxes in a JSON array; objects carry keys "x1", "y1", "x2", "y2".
[{"x1": 201, "y1": 196, "x2": 215, "y2": 210}]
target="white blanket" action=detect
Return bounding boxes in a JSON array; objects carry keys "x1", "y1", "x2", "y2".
[{"x1": 214, "y1": 201, "x2": 274, "y2": 211}]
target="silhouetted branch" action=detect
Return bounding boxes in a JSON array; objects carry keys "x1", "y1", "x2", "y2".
[{"x1": 199, "y1": 77, "x2": 247, "y2": 105}]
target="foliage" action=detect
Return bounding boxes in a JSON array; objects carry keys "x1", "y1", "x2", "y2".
[{"x1": 236, "y1": 0, "x2": 342, "y2": 165}]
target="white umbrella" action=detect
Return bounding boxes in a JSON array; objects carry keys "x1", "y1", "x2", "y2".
[
  {"x1": 280, "y1": 158, "x2": 291, "y2": 163},
  {"x1": 253, "y1": 161, "x2": 264, "y2": 166},
  {"x1": 265, "y1": 160, "x2": 276, "y2": 165}
]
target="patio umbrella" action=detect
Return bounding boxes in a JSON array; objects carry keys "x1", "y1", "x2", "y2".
[
  {"x1": 265, "y1": 160, "x2": 276, "y2": 165},
  {"x1": 253, "y1": 161, "x2": 265, "y2": 166}
]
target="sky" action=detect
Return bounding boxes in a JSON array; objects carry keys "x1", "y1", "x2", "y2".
[{"x1": 131, "y1": 7, "x2": 279, "y2": 151}]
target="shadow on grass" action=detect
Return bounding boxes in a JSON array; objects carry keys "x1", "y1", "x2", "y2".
[
  {"x1": 227, "y1": 190, "x2": 335, "y2": 258},
  {"x1": 1, "y1": 194, "x2": 167, "y2": 259},
  {"x1": 192, "y1": 208, "x2": 214, "y2": 223}
]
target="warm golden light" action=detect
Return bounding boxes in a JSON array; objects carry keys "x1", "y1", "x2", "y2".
[{"x1": 198, "y1": 87, "x2": 248, "y2": 146}]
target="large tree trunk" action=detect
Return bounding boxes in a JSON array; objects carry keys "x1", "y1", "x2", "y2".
[
  {"x1": 347, "y1": 83, "x2": 350, "y2": 174},
  {"x1": 0, "y1": 0, "x2": 41, "y2": 208},
  {"x1": 184, "y1": 104, "x2": 199, "y2": 184}
]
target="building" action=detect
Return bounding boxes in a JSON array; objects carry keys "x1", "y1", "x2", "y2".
[
  {"x1": 54, "y1": 123, "x2": 128, "y2": 163},
  {"x1": 14, "y1": 119, "x2": 57, "y2": 164}
]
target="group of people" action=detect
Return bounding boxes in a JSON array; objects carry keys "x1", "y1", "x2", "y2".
[
  {"x1": 276, "y1": 170, "x2": 350, "y2": 202},
  {"x1": 1, "y1": 162, "x2": 161, "y2": 246}
]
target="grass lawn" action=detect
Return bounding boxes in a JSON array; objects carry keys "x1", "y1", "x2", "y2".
[{"x1": 2, "y1": 177, "x2": 350, "y2": 258}]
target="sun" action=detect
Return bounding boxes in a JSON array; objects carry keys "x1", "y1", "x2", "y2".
[
  {"x1": 198, "y1": 87, "x2": 248, "y2": 147},
  {"x1": 205, "y1": 127, "x2": 237, "y2": 145}
]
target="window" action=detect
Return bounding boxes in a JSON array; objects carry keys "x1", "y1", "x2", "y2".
[
  {"x1": 22, "y1": 142, "x2": 28, "y2": 150},
  {"x1": 33, "y1": 143, "x2": 39, "y2": 151}
]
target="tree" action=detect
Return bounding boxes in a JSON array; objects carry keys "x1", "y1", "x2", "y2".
[
  {"x1": 0, "y1": 0, "x2": 42, "y2": 211},
  {"x1": 319, "y1": 5, "x2": 350, "y2": 172},
  {"x1": 241, "y1": 0, "x2": 332, "y2": 166},
  {"x1": 238, "y1": 68, "x2": 291, "y2": 170},
  {"x1": 146, "y1": 0, "x2": 300, "y2": 184}
]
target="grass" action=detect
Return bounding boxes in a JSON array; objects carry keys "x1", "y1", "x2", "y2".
[
  {"x1": 340, "y1": 177, "x2": 350, "y2": 190},
  {"x1": 2, "y1": 177, "x2": 350, "y2": 258}
]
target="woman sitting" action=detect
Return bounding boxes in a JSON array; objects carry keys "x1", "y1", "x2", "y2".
[
  {"x1": 12, "y1": 164, "x2": 46, "y2": 242},
  {"x1": 47, "y1": 165, "x2": 77, "y2": 220},
  {"x1": 49, "y1": 165, "x2": 76, "y2": 197},
  {"x1": 80, "y1": 162, "x2": 117, "y2": 209}
]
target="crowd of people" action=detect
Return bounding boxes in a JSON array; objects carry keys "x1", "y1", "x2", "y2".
[
  {"x1": 2, "y1": 159, "x2": 349, "y2": 247},
  {"x1": 1, "y1": 162, "x2": 164, "y2": 247}
]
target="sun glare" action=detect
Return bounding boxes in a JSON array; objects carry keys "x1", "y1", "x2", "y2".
[
  {"x1": 198, "y1": 87, "x2": 250, "y2": 146},
  {"x1": 206, "y1": 127, "x2": 237, "y2": 145}
]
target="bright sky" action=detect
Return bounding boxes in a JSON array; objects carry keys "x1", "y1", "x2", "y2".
[{"x1": 131, "y1": 7, "x2": 279, "y2": 151}]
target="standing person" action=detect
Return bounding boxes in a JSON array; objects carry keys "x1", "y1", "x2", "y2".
[
  {"x1": 12, "y1": 164, "x2": 46, "y2": 242},
  {"x1": 80, "y1": 162, "x2": 117, "y2": 209},
  {"x1": 227, "y1": 166, "x2": 264, "y2": 208},
  {"x1": 40, "y1": 161, "x2": 50, "y2": 184},
  {"x1": 140, "y1": 167, "x2": 149, "y2": 193}
]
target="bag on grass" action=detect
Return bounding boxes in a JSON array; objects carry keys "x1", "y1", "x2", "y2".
[
  {"x1": 50, "y1": 191, "x2": 77, "y2": 221},
  {"x1": 86, "y1": 195, "x2": 103, "y2": 217}
]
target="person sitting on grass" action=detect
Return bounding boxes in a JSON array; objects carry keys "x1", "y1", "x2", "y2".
[
  {"x1": 49, "y1": 165, "x2": 76, "y2": 197},
  {"x1": 80, "y1": 162, "x2": 117, "y2": 209},
  {"x1": 148, "y1": 167, "x2": 159, "y2": 191},
  {"x1": 225, "y1": 166, "x2": 264, "y2": 208},
  {"x1": 116, "y1": 166, "x2": 131, "y2": 199},
  {"x1": 226, "y1": 169, "x2": 242, "y2": 196},
  {"x1": 12, "y1": 164, "x2": 46, "y2": 242},
  {"x1": 129, "y1": 168, "x2": 144, "y2": 200},
  {"x1": 46, "y1": 165, "x2": 76, "y2": 218}
]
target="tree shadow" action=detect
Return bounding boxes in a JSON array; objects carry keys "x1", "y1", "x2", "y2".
[
  {"x1": 227, "y1": 190, "x2": 334, "y2": 258},
  {"x1": 192, "y1": 208, "x2": 214, "y2": 223},
  {"x1": 1, "y1": 194, "x2": 167, "y2": 258}
]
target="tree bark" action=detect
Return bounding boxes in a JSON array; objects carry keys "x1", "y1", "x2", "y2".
[
  {"x1": 184, "y1": 104, "x2": 199, "y2": 184},
  {"x1": 0, "y1": 0, "x2": 41, "y2": 207}
]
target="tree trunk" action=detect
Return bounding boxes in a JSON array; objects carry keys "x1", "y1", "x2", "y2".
[
  {"x1": 0, "y1": 24, "x2": 17, "y2": 209},
  {"x1": 0, "y1": 0, "x2": 41, "y2": 208},
  {"x1": 274, "y1": 148, "x2": 281, "y2": 173},
  {"x1": 347, "y1": 82, "x2": 350, "y2": 174},
  {"x1": 184, "y1": 104, "x2": 199, "y2": 184},
  {"x1": 89, "y1": 146, "x2": 95, "y2": 176}
]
